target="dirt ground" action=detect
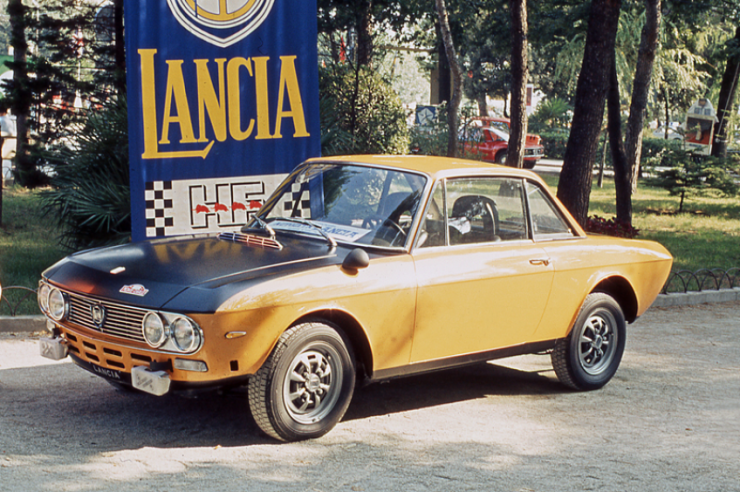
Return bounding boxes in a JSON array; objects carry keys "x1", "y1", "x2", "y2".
[{"x1": 0, "y1": 301, "x2": 738, "y2": 492}]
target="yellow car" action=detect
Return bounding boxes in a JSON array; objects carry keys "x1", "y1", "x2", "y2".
[{"x1": 38, "y1": 155, "x2": 672, "y2": 441}]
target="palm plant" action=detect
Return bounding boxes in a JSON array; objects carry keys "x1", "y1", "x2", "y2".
[{"x1": 41, "y1": 97, "x2": 130, "y2": 250}]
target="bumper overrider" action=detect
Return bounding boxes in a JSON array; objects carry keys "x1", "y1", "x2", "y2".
[{"x1": 37, "y1": 279, "x2": 219, "y2": 396}]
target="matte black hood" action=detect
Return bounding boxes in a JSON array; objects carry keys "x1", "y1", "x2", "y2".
[{"x1": 43, "y1": 234, "x2": 343, "y2": 310}]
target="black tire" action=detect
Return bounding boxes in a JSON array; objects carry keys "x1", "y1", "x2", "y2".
[
  {"x1": 495, "y1": 151, "x2": 508, "y2": 164},
  {"x1": 248, "y1": 321, "x2": 356, "y2": 441},
  {"x1": 523, "y1": 159, "x2": 537, "y2": 169},
  {"x1": 551, "y1": 293, "x2": 626, "y2": 391}
]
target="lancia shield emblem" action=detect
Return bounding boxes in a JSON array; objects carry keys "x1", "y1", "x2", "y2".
[
  {"x1": 167, "y1": 0, "x2": 275, "y2": 48},
  {"x1": 91, "y1": 304, "x2": 106, "y2": 327}
]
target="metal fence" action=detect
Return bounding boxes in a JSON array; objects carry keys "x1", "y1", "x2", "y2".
[
  {"x1": 661, "y1": 268, "x2": 740, "y2": 294},
  {"x1": 2, "y1": 268, "x2": 740, "y2": 317},
  {"x1": 0, "y1": 286, "x2": 38, "y2": 317}
]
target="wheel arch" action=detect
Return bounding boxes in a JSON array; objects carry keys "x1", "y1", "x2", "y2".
[
  {"x1": 292, "y1": 309, "x2": 374, "y2": 382},
  {"x1": 591, "y1": 276, "x2": 638, "y2": 323}
]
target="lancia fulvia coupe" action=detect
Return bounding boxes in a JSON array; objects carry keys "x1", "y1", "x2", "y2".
[{"x1": 38, "y1": 155, "x2": 672, "y2": 441}]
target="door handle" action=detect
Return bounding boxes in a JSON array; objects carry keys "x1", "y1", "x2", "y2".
[{"x1": 530, "y1": 258, "x2": 550, "y2": 266}]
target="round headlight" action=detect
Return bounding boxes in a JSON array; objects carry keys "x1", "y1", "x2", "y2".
[
  {"x1": 142, "y1": 312, "x2": 166, "y2": 347},
  {"x1": 48, "y1": 288, "x2": 67, "y2": 321},
  {"x1": 38, "y1": 283, "x2": 50, "y2": 313},
  {"x1": 171, "y1": 317, "x2": 199, "y2": 352}
]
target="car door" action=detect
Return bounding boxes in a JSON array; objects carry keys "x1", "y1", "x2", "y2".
[{"x1": 410, "y1": 176, "x2": 554, "y2": 363}]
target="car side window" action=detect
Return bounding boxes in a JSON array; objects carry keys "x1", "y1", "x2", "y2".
[
  {"x1": 417, "y1": 181, "x2": 446, "y2": 248},
  {"x1": 445, "y1": 177, "x2": 527, "y2": 245},
  {"x1": 526, "y1": 183, "x2": 574, "y2": 240}
]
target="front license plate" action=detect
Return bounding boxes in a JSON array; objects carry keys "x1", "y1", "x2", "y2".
[{"x1": 70, "y1": 353, "x2": 130, "y2": 384}]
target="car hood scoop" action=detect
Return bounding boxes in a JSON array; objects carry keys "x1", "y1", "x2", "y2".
[{"x1": 217, "y1": 231, "x2": 283, "y2": 250}]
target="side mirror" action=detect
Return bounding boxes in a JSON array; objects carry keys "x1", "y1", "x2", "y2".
[{"x1": 342, "y1": 248, "x2": 370, "y2": 273}]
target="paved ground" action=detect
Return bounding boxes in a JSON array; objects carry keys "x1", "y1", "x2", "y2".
[{"x1": 0, "y1": 301, "x2": 738, "y2": 492}]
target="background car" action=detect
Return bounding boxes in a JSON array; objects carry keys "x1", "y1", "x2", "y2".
[
  {"x1": 466, "y1": 117, "x2": 545, "y2": 168},
  {"x1": 38, "y1": 155, "x2": 671, "y2": 442}
]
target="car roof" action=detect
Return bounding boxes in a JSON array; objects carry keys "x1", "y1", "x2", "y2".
[{"x1": 305, "y1": 155, "x2": 540, "y2": 181}]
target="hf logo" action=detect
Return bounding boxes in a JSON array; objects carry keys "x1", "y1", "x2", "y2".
[{"x1": 167, "y1": 0, "x2": 275, "y2": 48}]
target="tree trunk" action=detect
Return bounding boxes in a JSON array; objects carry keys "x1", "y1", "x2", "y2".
[
  {"x1": 435, "y1": 0, "x2": 463, "y2": 158},
  {"x1": 625, "y1": 0, "x2": 661, "y2": 193},
  {"x1": 356, "y1": 1, "x2": 374, "y2": 67},
  {"x1": 114, "y1": 0, "x2": 126, "y2": 93},
  {"x1": 556, "y1": 0, "x2": 622, "y2": 226},
  {"x1": 711, "y1": 24, "x2": 740, "y2": 158},
  {"x1": 506, "y1": 0, "x2": 528, "y2": 169},
  {"x1": 608, "y1": 58, "x2": 632, "y2": 224},
  {"x1": 477, "y1": 95, "x2": 487, "y2": 117},
  {"x1": 435, "y1": 22, "x2": 451, "y2": 104},
  {"x1": 8, "y1": 0, "x2": 34, "y2": 188}
]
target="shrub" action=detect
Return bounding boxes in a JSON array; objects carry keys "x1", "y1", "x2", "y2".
[
  {"x1": 648, "y1": 148, "x2": 739, "y2": 213},
  {"x1": 539, "y1": 130, "x2": 569, "y2": 159},
  {"x1": 585, "y1": 215, "x2": 639, "y2": 238},
  {"x1": 41, "y1": 97, "x2": 131, "y2": 250},
  {"x1": 319, "y1": 64, "x2": 409, "y2": 155}
]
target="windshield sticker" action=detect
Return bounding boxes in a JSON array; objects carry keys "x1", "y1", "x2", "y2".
[
  {"x1": 271, "y1": 220, "x2": 370, "y2": 242},
  {"x1": 120, "y1": 284, "x2": 149, "y2": 297}
]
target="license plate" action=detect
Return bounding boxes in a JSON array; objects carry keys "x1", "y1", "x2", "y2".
[{"x1": 70, "y1": 354, "x2": 129, "y2": 383}]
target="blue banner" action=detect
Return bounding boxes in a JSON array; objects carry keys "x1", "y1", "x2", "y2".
[{"x1": 124, "y1": 0, "x2": 321, "y2": 241}]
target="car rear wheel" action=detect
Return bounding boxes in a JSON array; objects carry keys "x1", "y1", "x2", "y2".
[
  {"x1": 248, "y1": 321, "x2": 355, "y2": 441},
  {"x1": 495, "y1": 151, "x2": 508, "y2": 164},
  {"x1": 551, "y1": 293, "x2": 626, "y2": 391}
]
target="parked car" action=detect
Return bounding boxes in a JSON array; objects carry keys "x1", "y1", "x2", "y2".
[
  {"x1": 465, "y1": 117, "x2": 545, "y2": 168},
  {"x1": 38, "y1": 155, "x2": 672, "y2": 442},
  {"x1": 651, "y1": 126, "x2": 684, "y2": 141}
]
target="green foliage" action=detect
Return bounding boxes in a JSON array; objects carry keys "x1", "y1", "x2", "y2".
[
  {"x1": 648, "y1": 149, "x2": 739, "y2": 213},
  {"x1": 319, "y1": 64, "x2": 409, "y2": 155},
  {"x1": 0, "y1": 186, "x2": 67, "y2": 315},
  {"x1": 529, "y1": 97, "x2": 572, "y2": 133},
  {"x1": 538, "y1": 130, "x2": 569, "y2": 159},
  {"x1": 41, "y1": 98, "x2": 131, "y2": 250}
]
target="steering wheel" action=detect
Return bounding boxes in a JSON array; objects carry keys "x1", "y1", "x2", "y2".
[{"x1": 375, "y1": 218, "x2": 407, "y2": 247}]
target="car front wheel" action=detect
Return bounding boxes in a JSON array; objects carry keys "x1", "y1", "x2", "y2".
[
  {"x1": 551, "y1": 293, "x2": 626, "y2": 391},
  {"x1": 248, "y1": 321, "x2": 356, "y2": 441}
]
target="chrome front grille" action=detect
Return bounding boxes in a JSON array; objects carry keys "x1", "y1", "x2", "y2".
[{"x1": 66, "y1": 291, "x2": 147, "y2": 343}]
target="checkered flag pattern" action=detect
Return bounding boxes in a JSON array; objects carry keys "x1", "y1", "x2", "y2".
[
  {"x1": 145, "y1": 181, "x2": 174, "y2": 237},
  {"x1": 282, "y1": 183, "x2": 311, "y2": 218}
]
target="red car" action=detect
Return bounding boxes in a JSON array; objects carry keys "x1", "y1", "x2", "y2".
[{"x1": 464, "y1": 117, "x2": 545, "y2": 169}]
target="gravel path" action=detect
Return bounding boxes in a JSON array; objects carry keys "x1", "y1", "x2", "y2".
[{"x1": 1, "y1": 301, "x2": 738, "y2": 492}]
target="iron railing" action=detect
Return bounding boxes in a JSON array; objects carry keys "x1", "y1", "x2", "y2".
[
  {"x1": 661, "y1": 268, "x2": 740, "y2": 294},
  {"x1": 0, "y1": 286, "x2": 38, "y2": 316}
]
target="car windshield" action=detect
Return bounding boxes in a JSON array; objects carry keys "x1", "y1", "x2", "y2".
[{"x1": 253, "y1": 163, "x2": 428, "y2": 248}]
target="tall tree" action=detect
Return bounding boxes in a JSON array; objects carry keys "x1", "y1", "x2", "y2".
[
  {"x1": 557, "y1": 0, "x2": 622, "y2": 226},
  {"x1": 7, "y1": 0, "x2": 36, "y2": 187},
  {"x1": 607, "y1": 56, "x2": 631, "y2": 224},
  {"x1": 506, "y1": 0, "x2": 528, "y2": 169},
  {"x1": 435, "y1": 0, "x2": 463, "y2": 157},
  {"x1": 624, "y1": 0, "x2": 660, "y2": 193},
  {"x1": 712, "y1": 24, "x2": 740, "y2": 158}
]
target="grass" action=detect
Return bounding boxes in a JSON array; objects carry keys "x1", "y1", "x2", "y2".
[
  {"x1": 1, "y1": 176, "x2": 739, "y2": 315},
  {"x1": 0, "y1": 186, "x2": 67, "y2": 316},
  {"x1": 540, "y1": 173, "x2": 740, "y2": 272}
]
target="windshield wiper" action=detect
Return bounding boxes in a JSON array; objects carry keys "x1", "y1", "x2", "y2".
[
  {"x1": 270, "y1": 217, "x2": 337, "y2": 249},
  {"x1": 241, "y1": 215, "x2": 276, "y2": 238}
]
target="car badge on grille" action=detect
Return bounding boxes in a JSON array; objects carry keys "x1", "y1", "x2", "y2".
[
  {"x1": 91, "y1": 304, "x2": 106, "y2": 326},
  {"x1": 120, "y1": 284, "x2": 149, "y2": 297}
]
